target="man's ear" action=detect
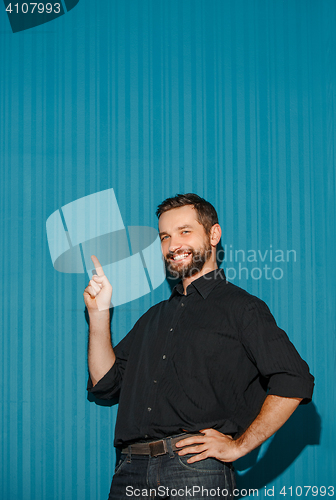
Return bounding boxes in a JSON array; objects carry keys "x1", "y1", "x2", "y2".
[{"x1": 210, "y1": 224, "x2": 222, "y2": 246}]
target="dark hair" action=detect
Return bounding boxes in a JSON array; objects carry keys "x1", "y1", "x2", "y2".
[{"x1": 156, "y1": 193, "x2": 218, "y2": 234}]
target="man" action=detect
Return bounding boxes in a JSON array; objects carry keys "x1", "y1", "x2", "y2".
[{"x1": 84, "y1": 194, "x2": 314, "y2": 499}]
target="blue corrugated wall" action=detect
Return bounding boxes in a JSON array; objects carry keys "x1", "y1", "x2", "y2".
[{"x1": 0, "y1": 0, "x2": 335, "y2": 498}]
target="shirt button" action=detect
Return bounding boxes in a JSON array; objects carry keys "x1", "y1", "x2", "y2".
[
  {"x1": 162, "y1": 355, "x2": 166, "y2": 359},
  {"x1": 147, "y1": 407, "x2": 152, "y2": 412},
  {"x1": 181, "y1": 302, "x2": 184, "y2": 307},
  {"x1": 144, "y1": 435, "x2": 148, "y2": 438},
  {"x1": 170, "y1": 328, "x2": 173, "y2": 332},
  {"x1": 153, "y1": 380, "x2": 157, "y2": 384}
]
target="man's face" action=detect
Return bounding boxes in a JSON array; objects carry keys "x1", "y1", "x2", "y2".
[{"x1": 158, "y1": 205, "x2": 212, "y2": 279}]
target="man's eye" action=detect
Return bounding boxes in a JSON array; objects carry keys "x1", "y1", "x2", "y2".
[
  {"x1": 161, "y1": 235, "x2": 168, "y2": 241},
  {"x1": 182, "y1": 231, "x2": 190, "y2": 234}
]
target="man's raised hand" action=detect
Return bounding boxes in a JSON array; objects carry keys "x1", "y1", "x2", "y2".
[{"x1": 83, "y1": 255, "x2": 113, "y2": 312}]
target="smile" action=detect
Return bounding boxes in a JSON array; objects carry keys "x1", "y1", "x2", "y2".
[{"x1": 171, "y1": 252, "x2": 191, "y2": 262}]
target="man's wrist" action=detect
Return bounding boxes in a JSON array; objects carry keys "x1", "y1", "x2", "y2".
[
  {"x1": 229, "y1": 435, "x2": 250, "y2": 461},
  {"x1": 89, "y1": 308, "x2": 110, "y2": 323},
  {"x1": 89, "y1": 308, "x2": 110, "y2": 316}
]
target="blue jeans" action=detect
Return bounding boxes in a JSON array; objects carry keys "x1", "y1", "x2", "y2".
[{"x1": 109, "y1": 436, "x2": 236, "y2": 499}]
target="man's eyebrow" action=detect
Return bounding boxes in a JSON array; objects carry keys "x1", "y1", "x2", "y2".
[{"x1": 159, "y1": 225, "x2": 193, "y2": 237}]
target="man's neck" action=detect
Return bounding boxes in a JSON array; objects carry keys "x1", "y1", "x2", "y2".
[{"x1": 182, "y1": 260, "x2": 218, "y2": 295}]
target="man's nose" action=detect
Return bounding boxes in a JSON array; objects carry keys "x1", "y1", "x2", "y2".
[{"x1": 168, "y1": 235, "x2": 182, "y2": 253}]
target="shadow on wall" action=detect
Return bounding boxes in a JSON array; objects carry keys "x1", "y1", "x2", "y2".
[{"x1": 235, "y1": 403, "x2": 321, "y2": 490}]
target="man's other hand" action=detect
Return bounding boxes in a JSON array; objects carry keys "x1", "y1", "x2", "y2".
[
  {"x1": 176, "y1": 395, "x2": 302, "y2": 464},
  {"x1": 176, "y1": 429, "x2": 242, "y2": 463}
]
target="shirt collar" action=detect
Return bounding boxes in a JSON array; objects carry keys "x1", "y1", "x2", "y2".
[{"x1": 170, "y1": 268, "x2": 226, "y2": 300}]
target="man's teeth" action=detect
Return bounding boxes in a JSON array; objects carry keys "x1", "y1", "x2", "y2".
[{"x1": 173, "y1": 253, "x2": 190, "y2": 261}]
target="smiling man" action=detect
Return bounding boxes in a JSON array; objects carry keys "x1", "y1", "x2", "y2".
[
  {"x1": 159, "y1": 203, "x2": 219, "y2": 289},
  {"x1": 84, "y1": 193, "x2": 314, "y2": 499}
]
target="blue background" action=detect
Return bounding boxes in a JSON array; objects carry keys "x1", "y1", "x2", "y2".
[{"x1": 0, "y1": 1, "x2": 335, "y2": 498}]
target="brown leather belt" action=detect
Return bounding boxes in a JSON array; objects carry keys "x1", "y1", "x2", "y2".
[{"x1": 121, "y1": 433, "x2": 201, "y2": 457}]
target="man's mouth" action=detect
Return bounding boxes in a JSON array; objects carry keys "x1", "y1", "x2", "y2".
[{"x1": 170, "y1": 251, "x2": 192, "y2": 262}]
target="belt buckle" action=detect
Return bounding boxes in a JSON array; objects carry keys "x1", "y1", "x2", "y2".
[{"x1": 149, "y1": 439, "x2": 168, "y2": 457}]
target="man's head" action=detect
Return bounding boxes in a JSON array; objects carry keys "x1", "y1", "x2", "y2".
[
  {"x1": 157, "y1": 194, "x2": 221, "y2": 281},
  {"x1": 156, "y1": 193, "x2": 219, "y2": 235}
]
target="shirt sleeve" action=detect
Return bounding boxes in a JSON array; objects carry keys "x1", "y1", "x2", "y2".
[
  {"x1": 87, "y1": 319, "x2": 139, "y2": 400},
  {"x1": 239, "y1": 297, "x2": 314, "y2": 404}
]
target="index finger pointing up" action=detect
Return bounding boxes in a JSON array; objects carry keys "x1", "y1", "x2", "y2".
[{"x1": 91, "y1": 255, "x2": 105, "y2": 276}]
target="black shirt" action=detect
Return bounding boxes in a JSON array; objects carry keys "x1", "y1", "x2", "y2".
[{"x1": 88, "y1": 269, "x2": 314, "y2": 448}]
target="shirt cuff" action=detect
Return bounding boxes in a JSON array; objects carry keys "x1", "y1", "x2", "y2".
[
  {"x1": 87, "y1": 362, "x2": 122, "y2": 400},
  {"x1": 267, "y1": 373, "x2": 315, "y2": 404}
]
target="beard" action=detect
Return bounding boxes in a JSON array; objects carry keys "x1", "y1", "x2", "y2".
[{"x1": 164, "y1": 239, "x2": 212, "y2": 280}]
